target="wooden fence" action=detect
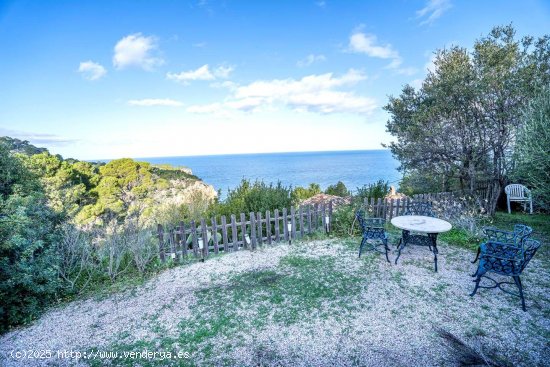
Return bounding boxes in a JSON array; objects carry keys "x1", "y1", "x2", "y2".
[
  {"x1": 157, "y1": 203, "x2": 333, "y2": 262},
  {"x1": 156, "y1": 191, "x2": 458, "y2": 262}
]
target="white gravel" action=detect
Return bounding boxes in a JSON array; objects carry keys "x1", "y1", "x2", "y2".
[{"x1": 1, "y1": 238, "x2": 549, "y2": 367}]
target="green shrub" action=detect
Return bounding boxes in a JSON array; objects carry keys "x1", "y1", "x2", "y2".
[
  {"x1": 291, "y1": 183, "x2": 321, "y2": 204},
  {"x1": 0, "y1": 145, "x2": 62, "y2": 332},
  {"x1": 354, "y1": 180, "x2": 390, "y2": 203},
  {"x1": 513, "y1": 88, "x2": 550, "y2": 211},
  {"x1": 325, "y1": 181, "x2": 350, "y2": 197},
  {"x1": 211, "y1": 179, "x2": 292, "y2": 217}
]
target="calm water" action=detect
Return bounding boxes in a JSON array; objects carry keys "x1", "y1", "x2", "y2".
[{"x1": 138, "y1": 150, "x2": 401, "y2": 197}]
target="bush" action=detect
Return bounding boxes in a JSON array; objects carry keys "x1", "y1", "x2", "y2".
[
  {"x1": 291, "y1": 183, "x2": 321, "y2": 204},
  {"x1": 354, "y1": 180, "x2": 390, "y2": 203},
  {"x1": 0, "y1": 145, "x2": 62, "y2": 332},
  {"x1": 211, "y1": 179, "x2": 292, "y2": 217},
  {"x1": 325, "y1": 181, "x2": 350, "y2": 197},
  {"x1": 513, "y1": 88, "x2": 550, "y2": 211}
]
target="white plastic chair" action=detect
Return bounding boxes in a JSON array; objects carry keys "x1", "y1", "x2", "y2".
[{"x1": 504, "y1": 184, "x2": 533, "y2": 214}]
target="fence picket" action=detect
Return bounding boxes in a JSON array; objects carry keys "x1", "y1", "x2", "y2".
[
  {"x1": 266, "y1": 210, "x2": 272, "y2": 245},
  {"x1": 231, "y1": 214, "x2": 238, "y2": 251},
  {"x1": 299, "y1": 205, "x2": 304, "y2": 238},
  {"x1": 282, "y1": 208, "x2": 289, "y2": 241},
  {"x1": 212, "y1": 217, "x2": 219, "y2": 254},
  {"x1": 250, "y1": 212, "x2": 257, "y2": 250},
  {"x1": 221, "y1": 216, "x2": 228, "y2": 252},
  {"x1": 157, "y1": 224, "x2": 165, "y2": 262},
  {"x1": 240, "y1": 213, "x2": 247, "y2": 249},
  {"x1": 200, "y1": 219, "x2": 208, "y2": 258}
]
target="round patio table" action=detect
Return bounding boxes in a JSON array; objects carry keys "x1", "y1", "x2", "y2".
[{"x1": 391, "y1": 215, "x2": 452, "y2": 272}]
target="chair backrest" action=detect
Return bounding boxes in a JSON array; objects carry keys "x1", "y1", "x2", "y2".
[
  {"x1": 403, "y1": 202, "x2": 435, "y2": 217},
  {"x1": 505, "y1": 184, "x2": 529, "y2": 199},
  {"x1": 483, "y1": 224, "x2": 532, "y2": 246},
  {"x1": 355, "y1": 210, "x2": 385, "y2": 231}
]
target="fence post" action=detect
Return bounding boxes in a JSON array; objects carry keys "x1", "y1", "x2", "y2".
[
  {"x1": 274, "y1": 209, "x2": 280, "y2": 242},
  {"x1": 266, "y1": 210, "x2": 272, "y2": 245},
  {"x1": 212, "y1": 217, "x2": 219, "y2": 254},
  {"x1": 180, "y1": 221, "x2": 188, "y2": 258},
  {"x1": 299, "y1": 205, "x2": 304, "y2": 238},
  {"x1": 190, "y1": 220, "x2": 199, "y2": 258},
  {"x1": 157, "y1": 224, "x2": 165, "y2": 263},
  {"x1": 396, "y1": 198, "x2": 401, "y2": 217},
  {"x1": 250, "y1": 212, "x2": 257, "y2": 250},
  {"x1": 321, "y1": 204, "x2": 327, "y2": 233},
  {"x1": 290, "y1": 207, "x2": 297, "y2": 241},
  {"x1": 283, "y1": 207, "x2": 289, "y2": 241},
  {"x1": 200, "y1": 219, "x2": 208, "y2": 258},
  {"x1": 240, "y1": 213, "x2": 247, "y2": 249},
  {"x1": 328, "y1": 201, "x2": 333, "y2": 233},
  {"x1": 221, "y1": 216, "x2": 229, "y2": 252},
  {"x1": 307, "y1": 205, "x2": 312, "y2": 234},
  {"x1": 257, "y1": 211, "x2": 263, "y2": 246},
  {"x1": 231, "y1": 214, "x2": 238, "y2": 251}
]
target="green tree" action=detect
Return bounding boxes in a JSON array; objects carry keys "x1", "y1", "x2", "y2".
[
  {"x1": 291, "y1": 183, "x2": 321, "y2": 203},
  {"x1": 385, "y1": 25, "x2": 550, "y2": 214},
  {"x1": 0, "y1": 145, "x2": 61, "y2": 332},
  {"x1": 325, "y1": 181, "x2": 350, "y2": 197},
  {"x1": 513, "y1": 88, "x2": 550, "y2": 211}
]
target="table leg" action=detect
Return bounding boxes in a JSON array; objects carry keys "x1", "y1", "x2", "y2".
[
  {"x1": 394, "y1": 230, "x2": 408, "y2": 265},
  {"x1": 428, "y1": 233, "x2": 438, "y2": 272}
]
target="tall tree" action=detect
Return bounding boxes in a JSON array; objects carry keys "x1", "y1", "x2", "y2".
[{"x1": 385, "y1": 25, "x2": 550, "y2": 214}]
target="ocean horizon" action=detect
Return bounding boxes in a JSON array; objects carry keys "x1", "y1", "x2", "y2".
[{"x1": 133, "y1": 149, "x2": 401, "y2": 197}]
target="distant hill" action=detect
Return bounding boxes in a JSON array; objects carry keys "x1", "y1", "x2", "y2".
[{"x1": 0, "y1": 136, "x2": 49, "y2": 155}]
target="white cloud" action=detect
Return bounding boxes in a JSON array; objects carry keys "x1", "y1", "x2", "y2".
[
  {"x1": 425, "y1": 53, "x2": 438, "y2": 73},
  {"x1": 214, "y1": 65, "x2": 234, "y2": 78},
  {"x1": 167, "y1": 64, "x2": 234, "y2": 84},
  {"x1": 113, "y1": 33, "x2": 163, "y2": 70},
  {"x1": 395, "y1": 67, "x2": 418, "y2": 76},
  {"x1": 316, "y1": 1, "x2": 326, "y2": 9},
  {"x1": 128, "y1": 98, "x2": 183, "y2": 107},
  {"x1": 416, "y1": 0, "x2": 452, "y2": 25},
  {"x1": 187, "y1": 69, "x2": 376, "y2": 115},
  {"x1": 297, "y1": 54, "x2": 326, "y2": 67},
  {"x1": 348, "y1": 31, "x2": 402, "y2": 68},
  {"x1": 78, "y1": 61, "x2": 107, "y2": 80}
]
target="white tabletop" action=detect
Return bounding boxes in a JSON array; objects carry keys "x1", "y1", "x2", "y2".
[{"x1": 391, "y1": 215, "x2": 452, "y2": 234}]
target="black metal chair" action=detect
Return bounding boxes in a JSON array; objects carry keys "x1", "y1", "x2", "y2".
[
  {"x1": 470, "y1": 237, "x2": 541, "y2": 311},
  {"x1": 394, "y1": 202, "x2": 441, "y2": 271},
  {"x1": 471, "y1": 224, "x2": 533, "y2": 264},
  {"x1": 355, "y1": 210, "x2": 390, "y2": 263}
]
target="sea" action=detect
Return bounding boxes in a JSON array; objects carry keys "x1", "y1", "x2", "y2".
[{"x1": 138, "y1": 150, "x2": 401, "y2": 198}]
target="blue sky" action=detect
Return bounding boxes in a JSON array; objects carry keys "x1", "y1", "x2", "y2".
[{"x1": 1, "y1": 0, "x2": 549, "y2": 160}]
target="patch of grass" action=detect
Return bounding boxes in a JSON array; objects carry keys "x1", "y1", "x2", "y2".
[{"x1": 439, "y1": 228, "x2": 480, "y2": 250}]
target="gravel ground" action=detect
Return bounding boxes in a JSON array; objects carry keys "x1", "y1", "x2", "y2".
[{"x1": 1, "y1": 238, "x2": 549, "y2": 366}]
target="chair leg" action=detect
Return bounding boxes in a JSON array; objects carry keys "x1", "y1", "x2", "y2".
[
  {"x1": 383, "y1": 239, "x2": 390, "y2": 263},
  {"x1": 530, "y1": 199, "x2": 533, "y2": 215},
  {"x1": 507, "y1": 197, "x2": 511, "y2": 214},
  {"x1": 513, "y1": 276, "x2": 526, "y2": 312},
  {"x1": 358, "y1": 237, "x2": 366, "y2": 258},
  {"x1": 394, "y1": 238, "x2": 403, "y2": 265},
  {"x1": 471, "y1": 247, "x2": 480, "y2": 264},
  {"x1": 470, "y1": 275, "x2": 482, "y2": 297}
]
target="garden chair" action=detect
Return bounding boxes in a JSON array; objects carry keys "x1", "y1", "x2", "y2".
[
  {"x1": 355, "y1": 210, "x2": 390, "y2": 263},
  {"x1": 403, "y1": 201, "x2": 436, "y2": 217},
  {"x1": 470, "y1": 238, "x2": 541, "y2": 311},
  {"x1": 505, "y1": 184, "x2": 533, "y2": 214},
  {"x1": 471, "y1": 224, "x2": 533, "y2": 264}
]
